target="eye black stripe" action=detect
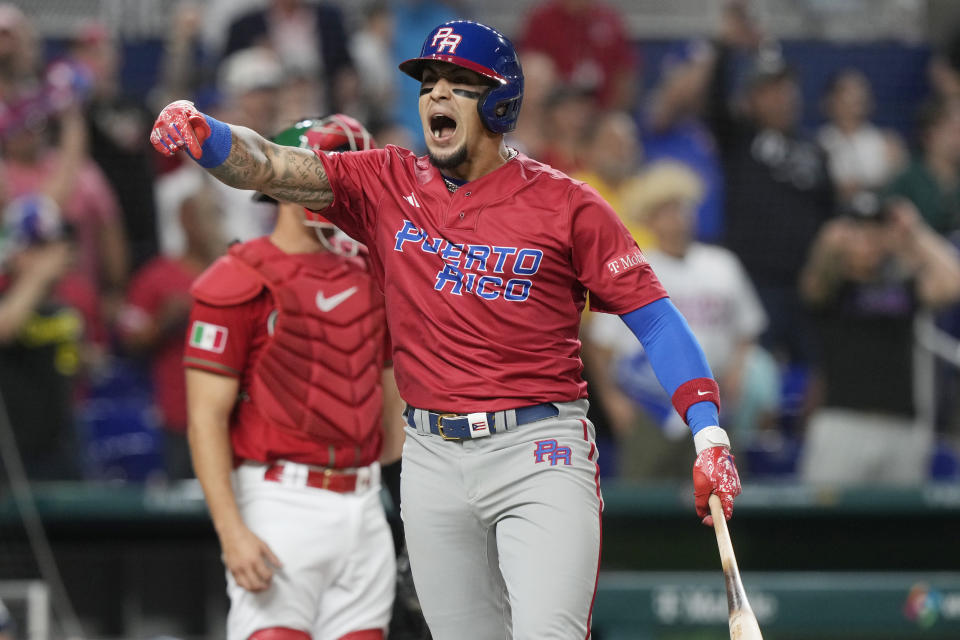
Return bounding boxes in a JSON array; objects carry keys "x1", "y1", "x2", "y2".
[{"x1": 452, "y1": 89, "x2": 482, "y2": 100}]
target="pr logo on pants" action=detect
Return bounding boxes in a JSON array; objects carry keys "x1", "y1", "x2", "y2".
[{"x1": 533, "y1": 439, "x2": 572, "y2": 466}]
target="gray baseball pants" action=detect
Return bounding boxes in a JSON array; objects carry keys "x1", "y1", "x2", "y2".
[{"x1": 400, "y1": 399, "x2": 603, "y2": 640}]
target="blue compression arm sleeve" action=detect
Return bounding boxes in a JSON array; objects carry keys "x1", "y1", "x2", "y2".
[{"x1": 620, "y1": 298, "x2": 719, "y2": 434}]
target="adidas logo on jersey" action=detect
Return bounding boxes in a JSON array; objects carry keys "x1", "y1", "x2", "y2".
[{"x1": 403, "y1": 193, "x2": 421, "y2": 208}]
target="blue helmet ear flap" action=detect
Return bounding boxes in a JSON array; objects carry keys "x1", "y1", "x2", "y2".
[{"x1": 479, "y1": 80, "x2": 524, "y2": 134}]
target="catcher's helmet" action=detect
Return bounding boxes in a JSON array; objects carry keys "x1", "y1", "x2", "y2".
[
  {"x1": 399, "y1": 20, "x2": 523, "y2": 134},
  {"x1": 271, "y1": 113, "x2": 375, "y2": 155},
  {"x1": 260, "y1": 114, "x2": 375, "y2": 254}
]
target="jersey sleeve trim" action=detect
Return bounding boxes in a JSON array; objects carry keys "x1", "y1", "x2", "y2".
[
  {"x1": 313, "y1": 149, "x2": 391, "y2": 245},
  {"x1": 313, "y1": 150, "x2": 341, "y2": 213},
  {"x1": 371, "y1": 157, "x2": 388, "y2": 262},
  {"x1": 564, "y1": 183, "x2": 578, "y2": 254},
  {"x1": 596, "y1": 292, "x2": 669, "y2": 316},
  {"x1": 183, "y1": 356, "x2": 241, "y2": 377}
]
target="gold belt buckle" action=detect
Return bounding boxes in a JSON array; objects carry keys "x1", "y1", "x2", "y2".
[{"x1": 436, "y1": 413, "x2": 461, "y2": 440}]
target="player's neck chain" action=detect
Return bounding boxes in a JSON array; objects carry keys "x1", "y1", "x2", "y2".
[
  {"x1": 442, "y1": 176, "x2": 460, "y2": 193},
  {"x1": 442, "y1": 149, "x2": 518, "y2": 193}
]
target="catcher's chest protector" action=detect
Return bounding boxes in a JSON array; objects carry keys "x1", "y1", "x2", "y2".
[{"x1": 231, "y1": 241, "x2": 387, "y2": 455}]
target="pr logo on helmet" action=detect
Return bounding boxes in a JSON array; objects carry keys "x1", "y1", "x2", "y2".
[{"x1": 431, "y1": 27, "x2": 462, "y2": 54}]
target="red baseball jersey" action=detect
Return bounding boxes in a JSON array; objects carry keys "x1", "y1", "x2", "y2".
[
  {"x1": 184, "y1": 238, "x2": 390, "y2": 467},
  {"x1": 315, "y1": 146, "x2": 667, "y2": 411}
]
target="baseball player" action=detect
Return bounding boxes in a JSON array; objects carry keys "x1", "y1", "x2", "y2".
[
  {"x1": 184, "y1": 115, "x2": 400, "y2": 640},
  {"x1": 152, "y1": 20, "x2": 743, "y2": 640}
]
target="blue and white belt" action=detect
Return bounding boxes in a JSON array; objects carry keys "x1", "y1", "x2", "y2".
[{"x1": 405, "y1": 403, "x2": 559, "y2": 440}]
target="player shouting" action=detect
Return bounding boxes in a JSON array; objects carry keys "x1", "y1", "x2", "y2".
[
  {"x1": 154, "y1": 20, "x2": 742, "y2": 640},
  {"x1": 184, "y1": 116, "x2": 401, "y2": 640}
]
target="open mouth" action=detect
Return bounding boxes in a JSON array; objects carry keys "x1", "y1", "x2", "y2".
[{"x1": 430, "y1": 114, "x2": 457, "y2": 142}]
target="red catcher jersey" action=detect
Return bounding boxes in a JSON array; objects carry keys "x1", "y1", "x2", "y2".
[
  {"x1": 183, "y1": 238, "x2": 389, "y2": 467},
  {"x1": 315, "y1": 147, "x2": 667, "y2": 412}
]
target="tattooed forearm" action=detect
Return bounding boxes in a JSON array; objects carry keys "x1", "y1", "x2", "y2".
[
  {"x1": 206, "y1": 125, "x2": 333, "y2": 210},
  {"x1": 207, "y1": 128, "x2": 268, "y2": 189},
  {"x1": 264, "y1": 142, "x2": 334, "y2": 210}
]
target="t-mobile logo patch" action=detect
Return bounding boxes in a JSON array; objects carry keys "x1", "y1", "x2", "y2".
[{"x1": 606, "y1": 250, "x2": 647, "y2": 278}]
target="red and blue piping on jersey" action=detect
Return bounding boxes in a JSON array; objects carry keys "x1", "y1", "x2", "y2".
[{"x1": 620, "y1": 298, "x2": 720, "y2": 434}]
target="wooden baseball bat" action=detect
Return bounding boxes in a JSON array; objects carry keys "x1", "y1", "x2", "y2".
[{"x1": 709, "y1": 494, "x2": 764, "y2": 640}]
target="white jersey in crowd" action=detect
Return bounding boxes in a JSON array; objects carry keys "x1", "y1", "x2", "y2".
[
  {"x1": 212, "y1": 181, "x2": 278, "y2": 244},
  {"x1": 590, "y1": 243, "x2": 767, "y2": 376},
  {"x1": 817, "y1": 123, "x2": 896, "y2": 190},
  {"x1": 154, "y1": 166, "x2": 277, "y2": 256}
]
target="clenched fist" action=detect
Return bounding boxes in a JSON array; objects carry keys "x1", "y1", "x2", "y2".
[
  {"x1": 693, "y1": 445, "x2": 741, "y2": 526},
  {"x1": 149, "y1": 100, "x2": 211, "y2": 158}
]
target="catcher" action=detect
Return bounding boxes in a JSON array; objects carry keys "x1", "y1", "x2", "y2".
[{"x1": 185, "y1": 115, "x2": 402, "y2": 640}]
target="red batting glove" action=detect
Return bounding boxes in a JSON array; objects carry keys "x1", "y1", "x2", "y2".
[
  {"x1": 149, "y1": 100, "x2": 211, "y2": 158},
  {"x1": 693, "y1": 445, "x2": 741, "y2": 526}
]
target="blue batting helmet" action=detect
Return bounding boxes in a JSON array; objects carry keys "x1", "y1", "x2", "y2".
[{"x1": 399, "y1": 20, "x2": 524, "y2": 134}]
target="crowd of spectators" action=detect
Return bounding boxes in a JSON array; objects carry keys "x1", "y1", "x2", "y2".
[{"x1": 1, "y1": 0, "x2": 960, "y2": 489}]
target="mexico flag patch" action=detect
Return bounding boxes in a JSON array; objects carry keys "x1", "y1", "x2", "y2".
[{"x1": 189, "y1": 321, "x2": 228, "y2": 353}]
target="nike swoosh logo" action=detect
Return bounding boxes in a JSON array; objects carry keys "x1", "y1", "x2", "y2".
[
  {"x1": 316, "y1": 286, "x2": 358, "y2": 312},
  {"x1": 697, "y1": 390, "x2": 711, "y2": 396}
]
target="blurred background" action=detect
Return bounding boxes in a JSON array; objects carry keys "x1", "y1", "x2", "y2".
[{"x1": 0, "y1": 0, "x2": 959, "y2": 638}]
